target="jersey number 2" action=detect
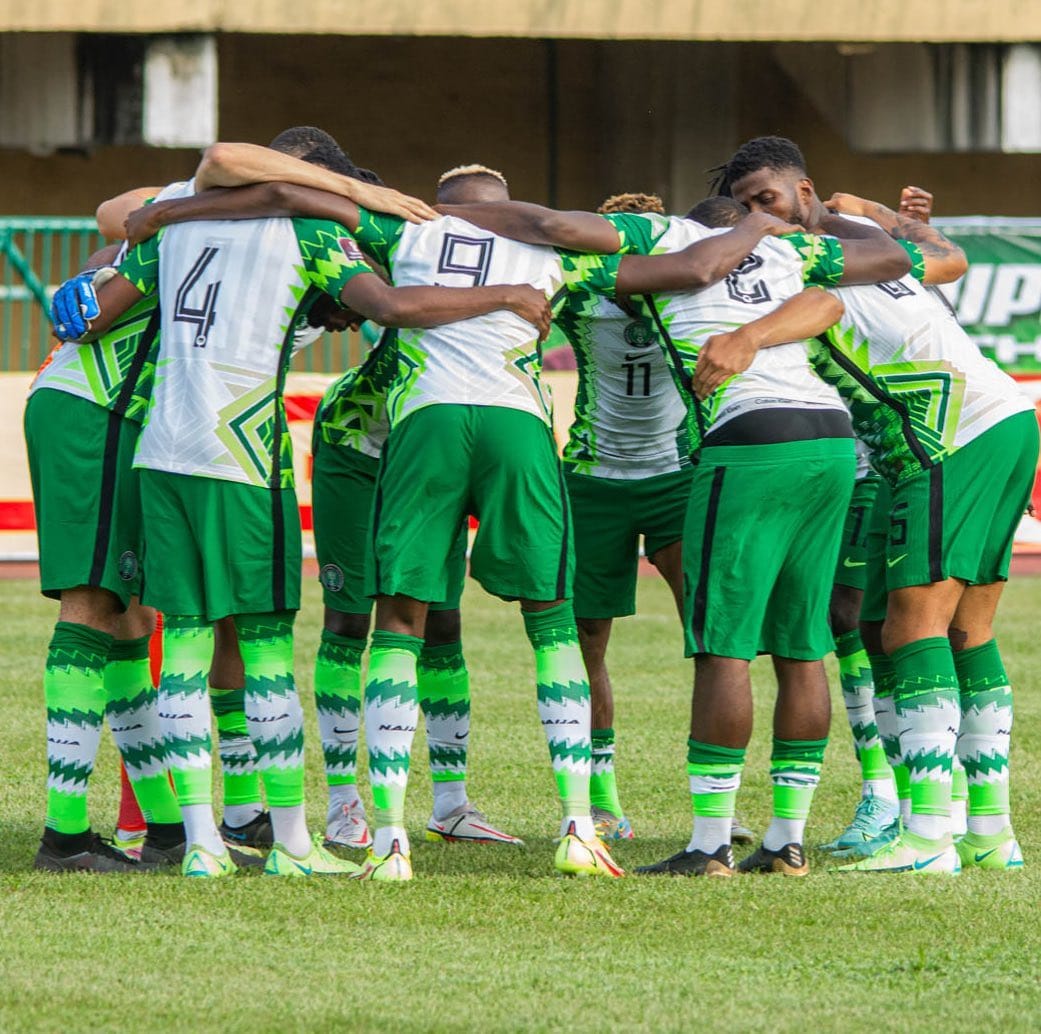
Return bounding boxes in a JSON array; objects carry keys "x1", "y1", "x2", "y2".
[{"x1": 174, "y1": 247, "x2": 221, "y2": 348}]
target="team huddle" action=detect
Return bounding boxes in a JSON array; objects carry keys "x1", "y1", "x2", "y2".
[{"x1": 26, "y1": 127, "x2": 1037, "y2": 882}]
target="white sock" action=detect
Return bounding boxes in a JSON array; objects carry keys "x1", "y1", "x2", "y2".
[
  {"x1": 432, "y1": 781, "x2": 468, "y2": 820},
  {"x1": 968, "y1": 813, "x2": 1008, "y2": 836},
  {"x1": 222, "y1": 803, "x2": 263, "y2": 829},
  {"x1": 899, "y1": 798, "x2": 912, "y2": 824},
  {"x1": 906, "y1": 812, "x2": 950, "y2": 840},
  {"x1": 373, "y1": 824, "x2": 410, "y2": 857},
  {"x1": 950, "y1": 798, "x2": 968, "y2": 836},
  {"x1": 559, "y1": 813, "x2": 596, "y2": 840},
  {"x1": 762, "y1": 817, "x2": 805, "y2": 851},
  {"x1": 327, "y1": 783, "x2": 361, "y2": 820},
  {"x1": 270, "y1": 804, "x2": 310, "y2": 856},
  {"x1": 181, "y1": 804, "x2": 225, "y2": 855},
  {"x1": 687, "y1": 817, "x2": 731, "y2": 855},
  {"x1": 863, "y1": 778, "x2": 898, "y2": 803}
]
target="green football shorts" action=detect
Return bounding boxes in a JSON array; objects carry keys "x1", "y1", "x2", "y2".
[
  {"x1": 833, "y1": 474, "x2": 882, "y2": 591},
  {"x1": 683, "y1": 437, "x2": 856, "y2": 661},
  {"x1": 370, "y1": 404, "x2": 573, "y2": 603},
  {"x1": 860, "y1": 478, "x2": 892, "y2": 624},
  {"x1": 566, "y1": 466, "x2": 692, "y2": 619},
  {"x1": 24, "y1": 388, "x2": 143, "y2": 607},
  {"x1": 886, "y1": 410, "x2": 1040, "y2": 591},
  {"x1": 138, "y1": 469, "x2": 301, "y2": 621},
  {"x1": 312, "y1": 437, "x2": 466, "y2": 614}
]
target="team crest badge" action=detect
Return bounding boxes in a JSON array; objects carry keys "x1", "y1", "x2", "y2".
[
  {"x1": 623, "y1": 319, "x2": 653, "y2": 347},
  {"x1": 118, "y1": 551, "x2": 139, "y2": 581},
  {"x1": 320, "y1": 563, "x2": 345, "y2": 593}
]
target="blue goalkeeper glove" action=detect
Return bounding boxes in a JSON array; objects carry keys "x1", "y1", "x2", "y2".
[{"x1": 51, "y1": 271, "x2": 103, "y2": 341}]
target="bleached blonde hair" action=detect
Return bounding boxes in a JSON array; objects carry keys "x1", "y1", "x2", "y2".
[{"x1": 437, "y1": 164, "x2": 509, "y2": 190}]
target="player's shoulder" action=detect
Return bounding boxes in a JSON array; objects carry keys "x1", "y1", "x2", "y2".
[{"x1": 154, "y1": 178, "x2": 196, "y2": 202}]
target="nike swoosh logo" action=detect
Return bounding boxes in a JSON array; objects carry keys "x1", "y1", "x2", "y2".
[
  {"x1": 888, "y1": 553, "x2": 908, "y2": 568},
  {"x1": 333, "y1": 726, "x2": 359, "y2": 736},
  {"x1": 913, "y1": 853, "x2": 944, "y2": 870},
  {"x1": 454, "y1": 729, "x2": 469, "y2": 741},
  {"x1": 974, "y1": 849, "x2": 998, "y2": 863},
  {"x1": 843, "y1": 558, "x2": 866, "y2": 568}
]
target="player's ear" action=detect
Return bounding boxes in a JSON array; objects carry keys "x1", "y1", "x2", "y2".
[{"x1": 797, "y1": 177, "x2": 816, "y2": 207}]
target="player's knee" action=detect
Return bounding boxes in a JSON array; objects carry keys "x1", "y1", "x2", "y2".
[
  {"x1": 424, "y1": 608, "x2": 461, "y2": 646},
  {"x1": 324, "y1": 608, "x2": 370, "y2": 640}
]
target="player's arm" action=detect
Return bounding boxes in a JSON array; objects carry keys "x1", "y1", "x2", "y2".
[
  {"x1": 337, "y1": 274, "x2": 552, "y2": 340},
  {"x1": 612, "y1": 213, "x2": 799, "y2": 294},
  {"x1": 824, "y1": 192, "x2": 967, "y2": 285},
  {"x1": 96, "y1": 187, "x2": 163, "y2": 240},
  {"x1": 195, "y1": 142, "x2": 436, "y2": 223},
  {"x1": 436, "y1": 201, "x2": 623, "y2": 253},
  {"x1": 124, "y1": 183, "x2": 365, "y2": 246},
  {"x1": 692, "y1": 288, "x2": 845, "y2": 399}
]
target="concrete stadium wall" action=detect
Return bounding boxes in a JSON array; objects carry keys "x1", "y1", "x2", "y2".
[{"x1": 1, "y1": 37, "x2": 1038, "y2": 219}]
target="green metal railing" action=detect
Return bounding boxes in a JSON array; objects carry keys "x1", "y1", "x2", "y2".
[{"x1": 0, "y1": 217, "x2": 365, "y2": 373}]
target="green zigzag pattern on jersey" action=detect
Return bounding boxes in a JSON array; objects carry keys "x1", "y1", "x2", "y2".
[
  {"x1": 212, "y1": 377, "x2": 281, "y2": 488},
  {"x1": 557, "y1": 289, "x2": 602, "y2": 472},
  {"x1": 295, "y1": 227, "x2": 358, "y2": 294},
  {"x1": 874, "y1": 365, "x2": 963, "y2": 455},
  {"x1": 386, "y1": 336, "x2": 427, "y2": 427},
  {"x1": 316, "y1": 333, "x2": 399, "y2": 448}
]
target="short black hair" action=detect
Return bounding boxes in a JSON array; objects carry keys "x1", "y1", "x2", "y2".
[
  {"x1": 686, "y1": 196, "x2": 748, "y2": 228},
  {"x1": 710, "y1": 136, "x2": 807, "y2": 197},
  {"x1": 269, "y1": 125, "x2": 357, "y2": 176}
]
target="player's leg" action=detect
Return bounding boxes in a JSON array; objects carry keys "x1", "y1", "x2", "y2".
[
  {"x1": 738, "y1": 441, "x2": 855, "y2": 876},
  {"x1": 821, "y1": 478, "x2": 899, "y2": 854},
  {"x1": 952, "y1": 411, "x2": 1038, "y2": 870},
  {"x1": 421, "y1": 568, "x2": 522, "y2": 845},
  {"x1": 208, "y1": 616, "x2": 271, "y2": 850},
  {"x1": 567, "y1": 470, "x2": 640, "y2": 840},
  {"x1": 311, "y1": 438, "x2": 378, "y2": 851},
  {"x1": 362, "y1": 405, "x2": 474, "y2": 880},
  {"x1": 25, "y1": 390, "x2": 142, "y2": 872},
  {"x1": 469, "y1": 408, "x2": 619, "y2": 876}
]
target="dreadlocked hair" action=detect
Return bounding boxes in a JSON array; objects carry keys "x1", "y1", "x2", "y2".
[
  {"x1": 709, "y1": 136, "x2": 807, "y2": 197},
  {"x1": 597, "y1": 192, "x2": 665, "y2": 215}
]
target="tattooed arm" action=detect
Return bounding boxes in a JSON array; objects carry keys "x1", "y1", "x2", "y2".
[{"x1": 824, "y1": 192, "x2": 967, "y2": 285}]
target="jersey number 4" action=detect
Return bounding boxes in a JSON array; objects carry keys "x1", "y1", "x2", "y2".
[
  {"x1": 725, "y1": 253, "x2": 772, "y2": 305},
  {"x1": 436, "y1": 233, "x2": 494, "y2": 286},
  {"x1": 174, "y1": 247, "x2": 222, "y2": 348}
]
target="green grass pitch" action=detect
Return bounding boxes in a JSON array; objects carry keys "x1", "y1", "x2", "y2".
[{"x1": 3, "y1": 575, "x2": 1041, "y2": 1032}]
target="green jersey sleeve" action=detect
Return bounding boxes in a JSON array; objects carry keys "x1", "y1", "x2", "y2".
[
  {"x1": 351, "y1": 207, "x2": 407, "y2": 270},
  {"x1": 602, "y1": 212, "x2": 671, "y2": 256},
  {"x1": 293, "y1": 218, "x2": 375, "y2": 300},
  {"x1": 782, "y1": 232, "x2": 846, "y2": 287},
  {"x1": 557, "y1": 249, "x2": 622, "y2": 301},
  {"x1": 118, "y1": 235, "x2": 160, "y2": 296},
  {"x1": 896, "y1": 239, "x2": 927, "y2": 282}
]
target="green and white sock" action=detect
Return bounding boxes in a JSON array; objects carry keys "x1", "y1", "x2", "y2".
[
  {"x1": 686, "y1": 739, "x2": 745, "y2": 854},
  {"x1": 43, "y1": 622, "x2": 112, "y2": 835},
  {"x1": 951, "y1": 758, "x2": 969, "y2": 835},
  {"x1": 523, "y1": 603, "x2": 594, "y2": 841},
  {"x1": 160, "y1": 616, "x2": 222, "y2": 853},
  {"x1": 591, "y1": 727, "x2": 624, "y2": 818},
  {"x1": 764, "y1": 738, "x2": 827, "y2": 850},
  {"x1": 871, "y1": 652, "x2": 911, "y2": 823},
  {"x1": 105, "y1": 635, "x2": 181, "y2": 825},
  {"x1": 314, "y1": 629, "x2": 365, "y2": 818},
  {"x1": 836, "y1": 630, "x2": 893, "y2": 800},
  {"x1": 366, "y1": 630, "x2": 423, "y2": 856},
  {"x1": 955, "y1": 638, "x2": 1013, "y2": 837},
  {"x1": 893, "y1": 637, "x2": 960, "y2": 841},
  {"x1": 418, "y1": 640, "x2": 470, "y2": 820},
  {"x1": 235, "y1": 612, "x2": 307, "y2": 855},
  {"x1": 209, "y1": 685, "x2": 262, "y2": 828}
]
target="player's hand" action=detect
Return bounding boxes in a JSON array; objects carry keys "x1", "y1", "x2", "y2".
[
  {"x1": 899, "y1": 185, "x2": 933, "y2": 223},
  {"x1": 50, "y1": 271, "x2": 101, "y2": 341},
  {"x1": 124, "y1": 204, "x2": 165, "y2": 248},
  {"x1": 824, "y1": 192, "x2": 870, "y2": 218},
  {"x1": 692, "y1": 328, "x2": 757, "y2": 399},
  {"x1": 744, "y1": 211, "x2": 805, "y2": 237},
  {"x1": 505, "y1": 285, "x2": 552, "y2": 341},
  {"x1": 345, "y1": 180, "x2": 438, "y2": 223}
]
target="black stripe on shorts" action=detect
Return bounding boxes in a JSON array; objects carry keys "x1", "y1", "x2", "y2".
[
  {"x1": 88, "y1": 410, "x2": 124, "y2": 587},
  {"x1": 555, "y1": 456, "x2": 570, "y2": 602},
  {"x1": 929, "y1": 462, "x2": 944, "y2": 583},
  {"x1": 691, "y1": 466, "x2": 726, "y2": 653}
]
